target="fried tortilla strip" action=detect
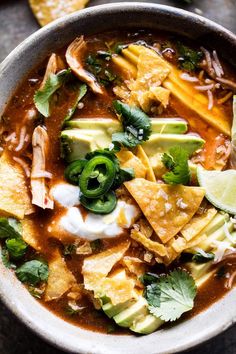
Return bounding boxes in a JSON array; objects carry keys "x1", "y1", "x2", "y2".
[
  {"x1": 0, "y1": 152, "x2": 34, "y2": 219},
  {"x1": 125, "y1": 178, "x2": 205, "y2": 243},
  {"x1": 66, "y1": 37, "x2": 103, "y2": 95},
  {"x1": 22, "y1": 217, "x2": 42, "y2": 251},
  {"x1": 135, "y1": 145, "x2": 156, "y2": 182},
  {"x1": 131, "y1": 229, "x2": 166, "y2": 257},
  {"x1": 180, "y1": 207, "x2": 217, "y2": 241},
  {"x1": 113, "y1": 44, "x2": 231, "y2": 135},
  {"x1": 29, "y1": 0, "x2": 89, "y2": 27},
  {"x1": 82, "y1": 241, "x2": 130, "y2": 291},
  {"x1": 45, "y1": 250, "x2": 76, "y2": 301},
  {"x1": 31, "y1": 126, "x2": 54, "y2": 209},
  {"x1": 116, "y1": 149, "x2": 147, "y2": 178}
]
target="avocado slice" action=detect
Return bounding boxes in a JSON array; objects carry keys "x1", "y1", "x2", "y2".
[
  {"x1": 198, "y1": 220, "x2": 234, "y2": 251},
  {"x1": 113, "y1": 297, "x2": 148, "y2": 328},
  {"x1": 103, "y1": 299, "x2": 136, "y2": 318},
  {"x1": 130, "y1": 314, "x2": 164, "y2": 334},
  {"x1": 66, "y1": 118, "x2": 122, "y2": 135},
  {"x1": 61, "y1": 129, "x2": 111, "y2": 162},
  {"x1": 142, "y1": 133, "x2": 205, "y2": 157},
  {"x1": 187, "y1": 262, "x2": 213, "y2": 280},
  {"x1": 66, "y1": 117, "x2": 188, "y2": 135},
  {"x1": 203, "y1": 212, "x2": 229, "y2": 236}
]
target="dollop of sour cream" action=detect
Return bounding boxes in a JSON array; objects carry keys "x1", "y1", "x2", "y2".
[
  {"x1": 50, "y1": 183, "x2": 139, "y2": 240},
  {"x1": 51, "y1": 183, "x2": 80, "y2": 207}
]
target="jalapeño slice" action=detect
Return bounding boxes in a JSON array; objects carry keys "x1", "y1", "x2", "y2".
[
  {"x1": 65, "y1": 159, "x2": 87, "y2": 184},
  {"x1": 79, "y1": 155, "x2": 116, "y2": 198},
  {"x1": 80, "y1": 191, "x2": 117, "y2": 214}
]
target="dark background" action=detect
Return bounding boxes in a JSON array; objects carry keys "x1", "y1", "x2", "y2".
[{"x1": 0, "y1": 0, "x2": 236, "y2": 353}]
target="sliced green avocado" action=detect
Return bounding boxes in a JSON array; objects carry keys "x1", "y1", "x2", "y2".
[
  {"x1": 203, "y1": 212, "x2": 229, "y2": 236},
  {"x1": 113, "y1": 297, "x2": 148, "y2": 328},
  {"x1": 61, "y1": 129, "x2": 111, "y2": 162},
  {"x1": 66, "y1": 118, "x2": 122, "y2": 134},
  {"x1": 198, "y1": 220, "x2": 234, "y2": 251},
  {"x1": 151, "y1": 118, "x2": 188, "y2": 134},
  {"x1": 130, "y1": 314, "x2": 164, "y2": 334},
  {"x1": 66, "y1": 117, "x2": 188, "y2": 134},
  {"x1": 142, "y1": 133, "x2": 205, "y2": 157},
  {"x1": 103, "y1": 299, "x2": 136, "y2": 318},
  {"x1": 187, "y1": 262, "x2": 213, "y2": 280}
]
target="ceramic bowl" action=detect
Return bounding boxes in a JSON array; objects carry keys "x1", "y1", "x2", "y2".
[{"x1": 0, "y1": 3, "x2": 236, "y2": 353}]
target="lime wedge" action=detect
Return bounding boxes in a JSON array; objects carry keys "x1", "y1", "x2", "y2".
[{"x1": 197, "y1": 168, "x2": 236, "y2": 215}]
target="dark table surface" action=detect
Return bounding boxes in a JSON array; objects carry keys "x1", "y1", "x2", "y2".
[{"x1": 0, "y1": 0, "x2": 236, "y2": 353}]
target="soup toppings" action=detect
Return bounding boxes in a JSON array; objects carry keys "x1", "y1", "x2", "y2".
[{"x1": 1, "y1": 30, "x2": 236, "y2": 335}]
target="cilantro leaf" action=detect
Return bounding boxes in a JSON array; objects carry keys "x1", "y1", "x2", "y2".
[
  {"x1": 192, "y1": 251, "x2": 215, "y2": 263},
  {"x1": 34, "y1": 69, "x2": 71, "y2": 117},
  {"x1": 140, "y1": 272, "x2": 160, "y2": 285},
  {"x1": 177, "y1": 42, "x2": 203, "y2": 72},
  {"x1": 0, "y1": 217, "x2": 21, "y2": 239},
  {"x1": 1, "y1": 246, "x2": 16, "y2": 269},
  {"x1": 6, "y1": 238, "x2": 27, "y2": 259},
  {"x1": 113, "y1": 167, "x2": 135, "y2": 189},
  {"x1": 112, "y1": 100, "x2": 151, "y2": 148},
  {"x1": 162, "y1": 146, "x2": 190, "y2": 185},
  {"x1": 62, "y1": 84, "x2": 87, "y2": 125},
  {"x1": 145, "y1": 283, "x2": 161, "y2": 307},
  {"x1": 16, "y1": 260, "x2": 49, "y2": 286},
  {"x1": 148, "y1": 270, "x2": 197, "y2": 322}
]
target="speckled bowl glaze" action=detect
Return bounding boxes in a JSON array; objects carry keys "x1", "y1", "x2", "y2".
[{"x1": 0, "y1": 3, "x2": 236, "y2": 353}]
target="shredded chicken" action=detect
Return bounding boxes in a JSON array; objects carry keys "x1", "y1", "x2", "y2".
[
  {"x1": 41, "y1": 53, "x2": 66, "y2": 89},
  {"x1": 66, "y1": 36, "x2": 104, "y2": 95},
  {"x1": 31, "y1": 126, "x2": 54, "y2": 209}
]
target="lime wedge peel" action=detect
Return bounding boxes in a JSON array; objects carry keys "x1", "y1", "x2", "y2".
[{"x1": 197, "y1": 167, "x2": 236, "y2": 215}]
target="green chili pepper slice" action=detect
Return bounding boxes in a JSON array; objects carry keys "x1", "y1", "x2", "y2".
[
  {"x1": 79, "y1": 155, "x2": 116, "y2": 198},
  {"x1": 64, "y1": 159, "x2": 87, "y2": 184},
  {"x1": 80, "y1": 191, "x2": 117, "y2": 214}
]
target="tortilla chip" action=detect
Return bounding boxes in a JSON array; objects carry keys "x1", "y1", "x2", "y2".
[
  {"x1": 121, "y1": 256, "x2": 146, "y2": 277},
  {"x1": 138, "y1": 218, "x2": 153, "y2": 238},
  {"x1": 131, "y1": 229, "x2": 166, "y2": 257},
  {"x1": 180, "y1": 207, "x2": 217, "y2": 241},
  {"x1": 45, "y1": 250, "x2": 76, "y2": 301},
  {"x1": 135, "y1": 146, "x2": 156, "y2": 182},
  {"x1": 22, "y1": 218, "x2": 42, "y2": 251},
  {"x1": 82, "y1": 241, "x2": 130, "y2": 291},
  {"x1": 29, "y1": 0, "x2": 89, "y2": 27},
  {"x1": 67, "y1": 284, "x2": 84, "y2": 301},
  {"x1": 101, "y1": 277, "x2": 135, "y2": 305},
  {"x1": 150, "y1": 86, "x2": 170, "y2": 108},
  {"x1": 115, "y1": 46, "x2": 171, "y2": 111},
  {"x1": 0, "y1": 152, "x2": 34, "y2": 219},
  {"x1": 149, "y1": 153, "x2": 168, "y2": 179},
  {"x1": 125, "y1": 178, "x2": 205, "y2": 243},
  {"x1": 116, "y1": 150, "x2": 147, "y2": 178}
]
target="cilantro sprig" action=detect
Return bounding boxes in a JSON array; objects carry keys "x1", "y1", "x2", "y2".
[
  {"x1": 144, "y1": 269, "x2": 197, "y2": 322},
  {"x1": 34, "y1": 68, "x2": 71, "y2": 117},
  {"x1": 112, "y1": 100, "x2": 152, "y2": 148},
  {"x1": 162, "y1": 146, "x2": 190, "y2": 185},
  {"x1": 177, "y1": 42, "x2": 203, "y2": 72}
]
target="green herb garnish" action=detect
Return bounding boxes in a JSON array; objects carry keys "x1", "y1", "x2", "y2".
[
  {"x1": 192, "y1": 251, "x2": 215, "y2": 263},
  {"x1": 16, "y1": 260, "x2": 49, "y2": 286},
  {"x1": 34, "y1": 69, "x2": 71, "y2": 117},
  {"x1": 0, "y1": 217, "x2": 21, "y2": 239},
  {"x1": 6, "y1": 238, "x2": 27, "y2": 259},
  {"x1": 162, "y1": 146, "x2": 190, "y2": 185},
  {"x1": 112, "y1": 100, "x2": 151, "y2": 148},
  {"x1": 177, "y1": 42, "x2": 203, "y2": 72},
  {"x1": 62, "y1": 84, "x2": 87, "y2": 125},
  {"x1": 144, "y1": 269, "x2": 197, "y2": 322}
]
